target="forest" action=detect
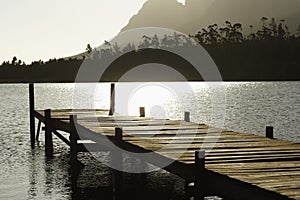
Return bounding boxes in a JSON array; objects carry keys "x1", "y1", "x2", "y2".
[{"x1": 1, "y1": 17, "x2": 300, "y2": 82}]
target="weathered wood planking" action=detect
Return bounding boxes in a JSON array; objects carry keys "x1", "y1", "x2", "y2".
[{"x1": 35, "y1": 109, "x2": 300, "y2": 199}]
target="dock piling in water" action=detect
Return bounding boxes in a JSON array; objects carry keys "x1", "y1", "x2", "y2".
[
  {"x1": 29, "y1": 83, "x2": 35, "y2": 148},
  {"x1": 195, "y1": 151, "x2": 206, "y2": 200},
  {"x1": 35, "y1": 120, "x2": 41, "y2": 141},
  {"x1": 109, "y1": 83, "x2": 115, "y2": 116},
  {"x1": 113, "y1": 127, "x2": 123, "y2": 200},
  {"x1": 115, "y1": 127, "x2": 123, "y2": 142},
  {"x1": 70, "y1": 115, "x2": 79, "y2": 164},
  {"x1": 45, "y1": 109, "x2": 53, "y2": 156}
]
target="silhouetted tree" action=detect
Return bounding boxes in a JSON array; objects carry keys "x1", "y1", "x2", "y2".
[
  {"x1": 269, "y1": 18, "x2": 278, "y2": 37},
  {"x1": 219, "y1": 21, "x2": 243, "y2": 43},
  {"x1": 12, "y1": 56, "x2": 17, "y2": 65},
  {"x1": 138, "y1": 35, "x2": 151, "y2": 48},
  {"x1": 257, "y1": 17, "x2": 273, "y2": 40},
  {"x1": 277, "y1": 20, "x2": 286, "y2": 39},
  {"x1": 104, "y1": 40, "x2": 111, "y2": 47},
  {"x1": 296, "y1": 25, "x2": 300, "y2": 38},
  {"x1": 193, "y1": 31, "x2": 205, "y2": 44},
  {"x1": 151, "y1": 34, "x2": 160, "y2": 48},
  {"x1": 112, "y1": 42, "x2": 121, "y2": 54},
  {"x1": 100, "y1": 48, "x2": 113, "y2": 60},
  {"x1": 86, "y1": 44, "x2": 92, "y2": 53},
  {"x1": 201, "y1": 24, "x2": 220, "y2": 44},
  {"x1": 161, "y1": 34, "x2": 169, "y2": 47},
  {"x1": 173, "y1": 32, "x2": 182, "y2": 46},
  {"x1": 123, "y1": 43, "x2": 136, "y2": 52},
  {"x1": 248, "y1": 25, "x2": 257, "y2": 40}
]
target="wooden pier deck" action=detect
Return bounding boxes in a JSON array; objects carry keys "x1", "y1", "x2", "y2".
[{"x1": 33, "y1": 109, "x2": 300, "y2": 200}]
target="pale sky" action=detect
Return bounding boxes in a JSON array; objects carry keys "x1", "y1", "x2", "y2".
[
  {"x1": 0, "y1": 0, "x2": 160, "y2": 63},
  {"x1": 2, "y1": 0, "x2": 300, "y2": 64}
]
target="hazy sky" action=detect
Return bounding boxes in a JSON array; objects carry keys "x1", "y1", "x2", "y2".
[
  {"x1": 0, "y1": 0, "x2": 155, "y2": 63},
  {"x1": 3, "y1": 0, "x2": 297, "y2": 64}
]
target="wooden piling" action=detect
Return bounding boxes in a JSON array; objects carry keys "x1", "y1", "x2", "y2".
[
  {"x1": 109, "y1": 83, "x2": 115, "y2": 116},
  {"x1": 29, "y1": 83, "x2": 35, "y2": 148},
  {"x1": 113, "y1": 127, "x2": 123, "y2": 200},
  {"x1": 266, "y1": 126, "x2": 274, "y2": 139},
  {"x1": 139, "y1": 107, "x2": 145, "y2": 117},
  {"x1": 115, "y1": 127, "x2": 123, "y2": 142},
  {"x1": 184, "y1": 111, "x2": 190, "y2": 122},
  {"x1": 44, "y1": 109, "x2": 53, "y2": 156},
  {"x1": 68, "y1": 117, "x2": 82, "y2": 191},
  {"x1": 195, "y1": 150, "x2": 206, "y2": 200},
  {"x1": 70, "y1": 115, "x2": 79, "y2": 164},
  {"x1": 35, "y1": 120, "x2": 41, "y2": 141}
]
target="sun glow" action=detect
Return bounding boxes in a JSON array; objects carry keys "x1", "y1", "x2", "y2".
[
  {"x1": 117, "y1": 83, "x2": 177, "y2": 117},
  {"x1": 177, "y1": 0, "x2": 186, "y2": 5}
]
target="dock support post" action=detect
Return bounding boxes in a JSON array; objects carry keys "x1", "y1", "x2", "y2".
[
  {"x1": 69, "y1": 114, "x2": 84, "y2": 190},
  {"x1": 109, "y1": 83, "x2": 115, "y2": 116},
  {"x1": 139, "y1": 107, "x2": 145, "y2": 117},
  {"x1": 266, "y1": 126, "x2": 274, "y2": 139},
  {"x1": 184, "y1": 111, "x2": 190, "y2": 122},
  {"x1": 70, "y1": 115, "x2": 79, "y2": 165},
  {"x1": 113, "y1": 127, "x2": 123, "y2": 200},
  {"x1": 29, "y1": 83, "x2": 35, "y2": 148},
  {"x1": 36, "y1": 120, "x2": 41, "y2": 141},
  {"x1": 45, "y1": 109, "x2": 53, "y2": 157},
  {"x1": 195, "y1": 150, "x2": 206, "y2": 200}
]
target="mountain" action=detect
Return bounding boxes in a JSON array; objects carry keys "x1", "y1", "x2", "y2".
[
  {"x1": 122, "y1": 0, "x2": 185, "y2": 31},
  {"x1": 122, "y1": 0, "x2": 300, "y2": 34}
]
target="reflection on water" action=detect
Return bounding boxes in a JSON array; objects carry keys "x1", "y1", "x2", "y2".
[{"x1": 0, "y1": 82, "x2": 299, "y2": 199}]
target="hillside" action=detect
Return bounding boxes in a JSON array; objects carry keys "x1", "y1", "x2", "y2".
[{"x1": 122, "y1": 0, "x2": 300, "y2": 34}]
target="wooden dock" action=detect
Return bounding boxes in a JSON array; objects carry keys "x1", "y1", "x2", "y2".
[
  {"x1": 28, "y1": 82, "x2": 300, "y2": 200},
  {"x1": 32, "y1": 108, "x2": 300, "y2": 200}
]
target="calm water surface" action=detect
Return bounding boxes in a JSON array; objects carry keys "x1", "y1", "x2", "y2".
[{"x1": 0, "y1": 82, "x2": 299, "y2": 200}]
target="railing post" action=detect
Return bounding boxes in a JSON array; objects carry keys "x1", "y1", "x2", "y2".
[
  {"x1": 109, "y1": 83, "x2": 115, "y2": 116},
  {"x1": 29, "y1": 83, "x2": 35, "y2": 148},
  {"x1": 70, "y1": 115, "x2": 79, "y2": 165},
  {"x1": 139, "y1": 107, "x2": 145, "y2": 117},
  {"x1": 195, "y1": 150, "x2": 206, "y2": 200},
  {"x1": 184, "y1": 111, "x2": 190, "y2": 122},
  {"x1": 266, "y1": 126, "x2": 274, "y2": 139},
  {"x1": 45, "y1": 109, "x2": 53, "y2": 157},
  {"x1": 113, "y1": 127, "x2": 123, "y2": 200}
]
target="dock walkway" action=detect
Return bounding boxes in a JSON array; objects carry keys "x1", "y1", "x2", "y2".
[{"x1": 33, "y1": 109, "x2": 300, "y2": 200}]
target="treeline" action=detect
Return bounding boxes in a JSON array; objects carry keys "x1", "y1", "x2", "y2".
[
  {"x1": 1, "y1": 17, "x2": 300, "y2": 82},
  {"x1": 0, "y1": 57, "x2": 82, "y2": 82},
  {"x1": 193, "y1": 18, "x2": 300, "y2": 80}
]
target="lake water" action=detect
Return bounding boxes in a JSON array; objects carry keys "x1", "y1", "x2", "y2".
[{"x1": 0, "y1": 82, "x2": 299, "y2": 200}]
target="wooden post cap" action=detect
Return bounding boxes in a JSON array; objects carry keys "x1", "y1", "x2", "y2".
[
  {"x1": 266, "y1": 126, "x2": 274, "y2": 139},
  {"x1": 184, "y1": 112, "x2": 190, "y2": 122},
  {"x1": 139, "y1": 107, "x2": 145, "y2": 117}
]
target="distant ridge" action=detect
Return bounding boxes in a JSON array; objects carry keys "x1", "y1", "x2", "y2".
[{"x1": 122, "y1": 0, "x2": 300, "y2": 34}]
